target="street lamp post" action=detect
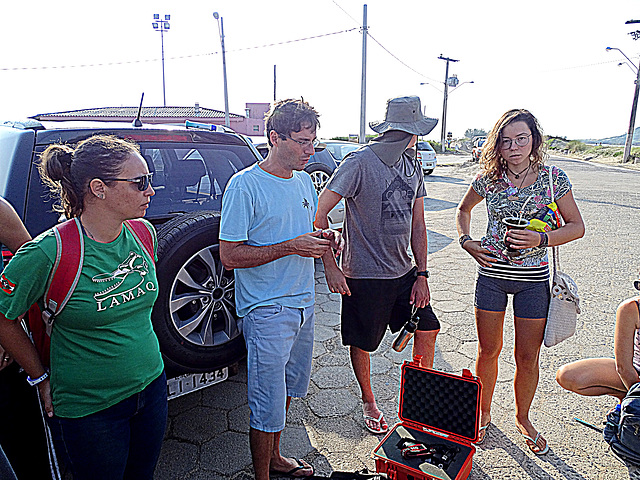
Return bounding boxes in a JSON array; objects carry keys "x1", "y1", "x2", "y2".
[
  {"x1": 438, "y1": 55, "x2": 459, "y2": 153},
  {"x1": 152, "y1": 14, "x2": 170, "y2": 107},
  {"x1": 607, "y1": 47, "x2": 640, "y2": 162},
  {"x1": 213, "y1": 12, "x2": 230, "y2": 127}
]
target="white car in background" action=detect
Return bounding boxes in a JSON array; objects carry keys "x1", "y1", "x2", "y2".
[{"x1": 416, "y1": 141, "x2": 437, "y2": 175}]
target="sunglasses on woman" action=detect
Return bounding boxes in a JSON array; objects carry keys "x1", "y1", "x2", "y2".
[
  {"x1": 103, "y1": 173, "x2": 154, "y2": 191},
  {"x1": 635, "y1": 279, "x2": 640, "y2": 291}
]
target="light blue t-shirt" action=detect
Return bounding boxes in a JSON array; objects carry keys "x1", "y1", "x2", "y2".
[{"x1": 219, "y1": 163, "x2": 317, "y2": 317}]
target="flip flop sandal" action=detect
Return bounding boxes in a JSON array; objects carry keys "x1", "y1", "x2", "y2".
[
  {"x1": 270, "y1": 458, "x2": 315, "y2": 478},
  {"x1": 520, "y1": 432, "x2": 549, "y2": 455},
  {"x1": 363, "y1": 411, "x2": 389, "y2": 434},
  {"x1": 474, "y1": 423, "x2": 490, "y2": 444}
]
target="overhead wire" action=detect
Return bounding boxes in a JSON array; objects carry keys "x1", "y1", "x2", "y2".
[{"x1": 0, "y1": 28, "x2": 357, "y2": 71}]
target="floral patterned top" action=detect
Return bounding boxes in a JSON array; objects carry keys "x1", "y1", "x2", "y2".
[{"x1": 471, "y1": 165, "x2": 572, "y2": 267}]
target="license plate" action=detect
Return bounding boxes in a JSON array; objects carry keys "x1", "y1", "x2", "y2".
[{"x1": 167, "y1": 367, "x2": 228, "y2": 400}]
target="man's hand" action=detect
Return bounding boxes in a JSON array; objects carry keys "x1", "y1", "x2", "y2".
[
  {"x1": 410, "y1": 277, "x2": 431, "y2": 309},
  {"x1": 324, "y1": 263, "x2": 351, "y2": 296},
  {"x1": 289, "y1": 231, "x2": 332, "y2": 258},
  {"x1": 319, "y1": 229, "x2": 344, "y2": 256}
]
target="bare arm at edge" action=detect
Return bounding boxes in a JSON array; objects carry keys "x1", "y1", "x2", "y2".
[{"x1": 0, "y1": 197, "x2": 31, "y2": 252}]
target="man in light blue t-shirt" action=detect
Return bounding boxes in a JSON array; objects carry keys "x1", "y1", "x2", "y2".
[{"x1": 220, "y1": 99, "x2": 341, "y2": 480}]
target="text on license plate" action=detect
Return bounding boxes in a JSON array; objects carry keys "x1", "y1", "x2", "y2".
[{"x1": 167, "y1": 367, "x2": 228, "y2": 400}]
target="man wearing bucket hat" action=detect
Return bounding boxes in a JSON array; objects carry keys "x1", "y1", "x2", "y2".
[{"x1": 315, "y1": 95, "x2": 440, "y2": 434}]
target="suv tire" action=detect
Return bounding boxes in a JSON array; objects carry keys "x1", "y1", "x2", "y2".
[
  {"x1": 305, "y1": 163, "x2": 333, "y2": 194},
  {"x1": 152, "y1": 211, "x2": 245, "y2": 373}
]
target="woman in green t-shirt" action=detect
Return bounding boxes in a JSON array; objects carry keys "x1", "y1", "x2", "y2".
[{"x1": 0, "y1": 135, "x2": 166, "y2": 480}]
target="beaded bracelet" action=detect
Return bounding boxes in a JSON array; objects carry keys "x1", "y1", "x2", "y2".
[{"x1": 538, "y1": 232, "x2": 549, "y2": 248}]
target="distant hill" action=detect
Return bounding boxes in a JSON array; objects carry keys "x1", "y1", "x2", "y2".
[{"x1": 585, "y1": 127, "x2": 640, "y2": 145}]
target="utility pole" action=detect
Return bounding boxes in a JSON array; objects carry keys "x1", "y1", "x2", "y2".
[
  {"x1": 359, "y1": 4, "x2": 368, "y2": 144},
  {"x1": 624, "y1": 65, "x2": 640, "y2": 163},
  {"x1": 438, "y1": 55, "x2": 458, "y2": 153},
  {"x1": 624, "y1": 19, "x2": 640, "y2": 162}
]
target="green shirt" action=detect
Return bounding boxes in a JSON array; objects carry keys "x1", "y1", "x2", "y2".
[{"x1": 0, "y1": 221, "x2": 164, "y2": 418}]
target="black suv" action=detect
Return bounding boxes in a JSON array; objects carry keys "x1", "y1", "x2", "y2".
[{"x1": 0, "y1": 119, "x2": 261, "y2": 380}]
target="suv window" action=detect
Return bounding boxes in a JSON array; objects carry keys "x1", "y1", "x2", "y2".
[{"x1": 140, "y1": 143, "x2": 254, "y2": 214}]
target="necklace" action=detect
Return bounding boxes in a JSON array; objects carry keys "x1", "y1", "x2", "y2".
[
  {"x1": 79, "y1": 218, "x2": 97, "y2": 241},
  {"x1": 507, "y1": 161, "x2": 532, "y2": 179}
]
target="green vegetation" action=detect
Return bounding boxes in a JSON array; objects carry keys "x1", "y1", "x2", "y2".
[
  {"x1": 545, "y1": 137, "x2": 640, "y2": 163},
  {"x1": 428, "y1": 140, "x2": 442, "y2": 153},
  {"x1": 465, "y1": 128, "x2": 487, "y2": 139}
]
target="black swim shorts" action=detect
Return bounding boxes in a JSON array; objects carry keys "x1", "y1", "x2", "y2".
[{"x1": 341, "y1": 267, "x2": 440, "y2": 352}]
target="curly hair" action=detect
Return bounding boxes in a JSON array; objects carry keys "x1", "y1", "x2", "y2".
[
  {"x1": 480, "y1": 109, "x2": 546, "y2": 182},
  {"x1": 38, "y1": 135, "x2": 140, "y2": 218},
  {"x1": 265, "y1": 98, "x2": 320, "y2": 147}
]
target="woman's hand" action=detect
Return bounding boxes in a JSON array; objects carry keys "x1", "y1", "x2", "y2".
[
  {"x1": 463, "y1": 241, "x2": 497, "y2": 267},
  {"x1": 506, "y1": 229, "x2": 544, "y2": 250},
  {"x1": 37, "y1": 379, "x2": 54, "y2": 417}
]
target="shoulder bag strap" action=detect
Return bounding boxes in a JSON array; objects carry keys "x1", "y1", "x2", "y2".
[{"x1": 548, "y1": 165, "x2": 560, "y2": 274}]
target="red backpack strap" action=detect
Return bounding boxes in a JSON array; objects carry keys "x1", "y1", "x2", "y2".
[
  {"x1": 124, "y1": 219, "x2": 156, "y2": 264},
  {"x1": 41, "y1": 218, "x2": 84, "y2": 333}
]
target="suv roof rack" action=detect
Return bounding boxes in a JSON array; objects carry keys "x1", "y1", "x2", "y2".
[
  {"x1": 185, "y1": 120, "x2": 235, "y2": 133},
  {"x1": 2, "y1": 119, "x2": 45, "y2": 130}
]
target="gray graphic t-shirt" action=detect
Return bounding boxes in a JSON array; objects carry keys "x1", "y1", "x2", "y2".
[{"x1": 326, "y1": 146, "x2": 426, "y2": 279}]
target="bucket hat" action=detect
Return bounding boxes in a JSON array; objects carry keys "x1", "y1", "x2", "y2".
[{"x1": 369, "y1": 96, "x2": 438, "y2": 136}]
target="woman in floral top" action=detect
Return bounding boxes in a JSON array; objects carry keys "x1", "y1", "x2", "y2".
[{"x1": 455, "y1": 109, "x2": 584, "y2": 454}]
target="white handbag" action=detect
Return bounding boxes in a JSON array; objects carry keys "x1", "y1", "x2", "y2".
[{"x1": 543, "y1": 166, "x2": 580, "y2": 347}]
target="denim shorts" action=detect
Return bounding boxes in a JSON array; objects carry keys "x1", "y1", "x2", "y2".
[
  {"x1": 475, "y1": 274, "x2": 550, "y2": 319},
  {"x1": 243, "y1": 304, "x2": 314, "y2": 432}
]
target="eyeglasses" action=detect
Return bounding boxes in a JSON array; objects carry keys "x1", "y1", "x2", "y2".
[
  {"x1": 501, "y1": 134, "x2": 532, "y2": 150},
  {"x1": 278, "y1": 132, "x2": 319, "y2": 149},
  {"x1": 103, "y1": 173, "x2": 153, "y2": 191},
  {"x1": 634, "y1": 279, "x2": 640, "y2": 291}
]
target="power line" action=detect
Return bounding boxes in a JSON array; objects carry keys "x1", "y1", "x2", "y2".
[
  {"x1": 540, "y1": 57, "x2": 639, "y2": 73},
  {"x1": 0, "y1": 28, "x2": 357, "y2": 72},
  {"x1": 367, "y1": 33, "x2": 441, "y2": 84}
]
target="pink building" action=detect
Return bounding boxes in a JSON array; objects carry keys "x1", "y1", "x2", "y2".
[{"x1": 33, "y1": 102, "x2": 271, "y2": 136}]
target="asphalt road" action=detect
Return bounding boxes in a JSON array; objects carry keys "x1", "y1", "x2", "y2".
[{"x1": 155, "y1": 155, "x2": 640, "y2": 480}]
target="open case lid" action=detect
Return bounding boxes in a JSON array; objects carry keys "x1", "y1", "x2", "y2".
[{"x1": 399, "y1": 359, "x2": 481, "y2": 443}]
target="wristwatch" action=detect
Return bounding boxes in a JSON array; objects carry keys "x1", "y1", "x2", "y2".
[
  {"x1": 416, "y1": 270, "x2": 429, "y2": 278},
  {"x1": 459, "y1": 234, "x2": 472, "y2": 248}
]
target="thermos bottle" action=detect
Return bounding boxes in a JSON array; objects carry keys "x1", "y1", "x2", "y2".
[{"x1": 392, "y1": 309, "x2": 419, "y2": 352}]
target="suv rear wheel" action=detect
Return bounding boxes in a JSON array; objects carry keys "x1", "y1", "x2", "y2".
[
  {"x1": 152, "y1": 211, "x2": 245, "y2": 373},
  {"x1": 305, "y1": 163, "x2": 333, "y2": 194}
]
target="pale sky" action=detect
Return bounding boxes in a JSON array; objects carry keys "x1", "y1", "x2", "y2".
[{"x1": 2, "y1": 0, "x2": 640, "y2": 141}]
